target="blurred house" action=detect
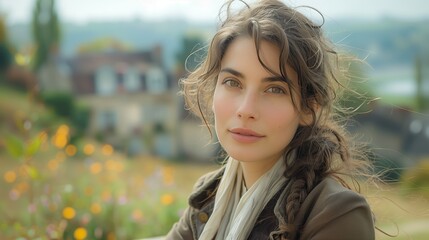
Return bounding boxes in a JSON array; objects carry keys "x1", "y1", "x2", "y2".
[
  {"x1": 64, "y1": 47, "x2": 179, "y2": 157},
  {"x1": 52, "y1": 46, "x2": 218, "y2": 161}
]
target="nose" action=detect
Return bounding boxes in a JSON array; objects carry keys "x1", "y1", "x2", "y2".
[{"x1": 237, "y1": 91, "x2": 259, "y2": 120}]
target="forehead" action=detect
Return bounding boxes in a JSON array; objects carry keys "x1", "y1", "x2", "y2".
[
  {"x1": 220, "y1": 36, "x2": 298, "y2": 83},
  {"x1": 222, "y1": 37, "x2": 279, "y2": 67}
]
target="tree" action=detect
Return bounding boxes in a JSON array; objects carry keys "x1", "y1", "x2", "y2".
[
  {"x1": 77, "y1": 37, "x2": 133, "y2": 54},
  {"x1": 31, "y1": 0, "x2": 61, "y2": 71},
  {"x1": 175, "y1": 33, "x2": 206, "y2": 73},
  {"x1": 414, "y1": 55, "x2": 427, "y2": 111},
  {"x1": 0, "y1": 16, "x2": 12, "y2": 73}
]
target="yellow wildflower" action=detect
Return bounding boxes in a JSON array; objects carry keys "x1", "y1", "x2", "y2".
[
  {"x1": 132, "y1": 209, "x2": 143, "y2": 221},
  {"x1": 62, "y1": 207, "x2": 76, "y2": 220},
  {"x1": 161, "y1": 194, "x2": 174, "y2": 206},
  {"x1": 74, "y1": 227, "x2": 87, "y2": 240},
  {"x1": 101, "y1": 144, "x2": 114, "y2": 156},
  {"x1": 90, "y1": 203, "x2": 102, "y2": 214},
  {"x1": 90, "y1": 162, "x2": 102, "y2": 174},
  {"x1": 83, "y1": 144, "x2": 95, "y2": 155},
  {"x1": 65, "y1": 145, "x2": 77, "y2": 156},
  {"x1": 4, "y1": 171, "x2": 16, "y2": 183}
]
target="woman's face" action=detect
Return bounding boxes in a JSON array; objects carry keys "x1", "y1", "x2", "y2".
[{"x1": 213, "y1": 37, "x2": 304, "y2": 165}]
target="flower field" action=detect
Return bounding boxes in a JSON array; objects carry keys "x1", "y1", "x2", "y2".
[
  {"x1": 0, "y1": 86, "x2": 219, "y2": 239},
  {"x1": 0, "y1": 126, "x2": 217, "y2": 239}
]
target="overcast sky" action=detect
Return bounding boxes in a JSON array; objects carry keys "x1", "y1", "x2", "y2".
[{"x1": 1, "y1": 0, "x2": 428, "y2": 24}]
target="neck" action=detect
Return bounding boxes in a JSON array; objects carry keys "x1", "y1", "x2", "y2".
[{"x1": 240, "y1": 156, "x2": 282, "y2": 189}]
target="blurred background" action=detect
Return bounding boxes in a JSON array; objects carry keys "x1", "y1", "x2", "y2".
[{"x1": 0, "y1": 0, "x2": 428, "y2": 239}]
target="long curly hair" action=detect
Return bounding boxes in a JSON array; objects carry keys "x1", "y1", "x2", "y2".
[{"x1": 180, "y1": 0, "x2": 371, "y2": 238}]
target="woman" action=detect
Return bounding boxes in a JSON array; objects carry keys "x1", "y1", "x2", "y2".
[{"x1": 167, "y1": 0, "x2": 375, "y2": 239}]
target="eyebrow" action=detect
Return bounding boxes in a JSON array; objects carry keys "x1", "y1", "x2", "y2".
[{"x1": 219, "y1": 67, "x2": 287, "y2": 83}]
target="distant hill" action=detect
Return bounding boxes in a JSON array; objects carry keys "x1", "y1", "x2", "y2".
[
  {"x1": 324, "y1": 18, "x2": 429, "y2": 69},
  {"x1": 7, "y1": 18, "x2": 429, "y2": 71},
  {"x1": 8, "y1": 19, "x2": 215, "y2": 70}
]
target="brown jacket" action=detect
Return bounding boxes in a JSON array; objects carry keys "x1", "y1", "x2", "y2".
[{"x1": 166, "y1": 167, "x2": 375, "y2": 240}]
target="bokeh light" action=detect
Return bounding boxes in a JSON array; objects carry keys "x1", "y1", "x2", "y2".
[
  {"x1": 65, "y1": 144, "x2": 77, "y2": 156},
  {"x1": 101, "y1": 144, "x2": 114, "y2": 156},
  {"x1": 3, "y1": 171, "x2": 17, "y2": 183},
  {"x1": 53, "y1": 125, "x2": 69, "y2": 149},
  {"x1": 90, "y1": 203, "x2": 102, "y2": 214},
  {"x1": 160, "y1": 194, "x2": 174, "y2": 206},
  {"x1": 90, "y1": 162, "x2": 102, "y2": 174},
  {"x1": 83, "y1": 144, "x2": 95, "y2": 155}
]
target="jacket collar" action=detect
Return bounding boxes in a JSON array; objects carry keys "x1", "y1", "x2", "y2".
[{"x1": 188, "y1": 166, "x2": 225, "y2": 209}]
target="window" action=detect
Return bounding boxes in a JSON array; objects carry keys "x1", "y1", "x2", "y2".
[
  {"x1": 146, "y1": 67, "x2": 167, "y2": 93},
  {"x1": 95, "y1": 65, "x2": 116, "y2": 95},
  {"x1": 124, "y1": 67, "x2": 141, "y2": 92}
]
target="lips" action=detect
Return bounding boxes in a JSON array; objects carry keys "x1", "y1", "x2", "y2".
[
  {"x1": 229, "y1": 128, "x2": 264, "y2": 137},
  {"x1": 228, "y1": 128, "x2": 265, "y2": 143}
]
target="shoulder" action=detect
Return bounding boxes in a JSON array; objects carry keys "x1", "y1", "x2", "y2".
[
  {"x1": 165, "y1": 168, "x2": 223, "y2": 240},
  {"x1": 306, "y1": 178, "x2": 369, "y2": 210},
  {"x1": 296, "y1": 178, "x2": 375, "y2": 239},
  {"x1": 188, "y1": 167, "x2": 224, "y2": 209},
  {"x1": 304, "y1": 178, "x2": 372, "y2": 215}
]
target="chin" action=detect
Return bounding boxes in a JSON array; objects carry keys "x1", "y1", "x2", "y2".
[{"x1": 226, "y1": 149, "x2": 262, "y2": 162}]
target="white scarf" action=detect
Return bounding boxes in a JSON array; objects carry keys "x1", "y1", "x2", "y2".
[{"x1": 199, "y1": 156, "x2": 287, "y2": 240}]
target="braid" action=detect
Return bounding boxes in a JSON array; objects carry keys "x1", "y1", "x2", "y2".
[
  {"x1": 280, "y1": 178, "x2": 309, "y2": 239},
  {"x1": 278, "y1": 123, "x2": 354, "y2": 239}
]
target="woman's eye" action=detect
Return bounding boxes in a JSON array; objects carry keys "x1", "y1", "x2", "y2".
[
  {"x1": 266, "y1": 86, "x2": 286, "y2": 94},
  {"x1": 223, "y1": 79, "x2": 240, "y2": 88}
]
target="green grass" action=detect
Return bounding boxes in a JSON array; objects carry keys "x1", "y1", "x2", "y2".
[{"x1": 368, "y1": 183, "x2": 429, "y2": 240}]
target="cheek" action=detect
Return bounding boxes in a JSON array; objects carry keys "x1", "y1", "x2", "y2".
[
  {"x1": 213, "y1": 89, "x2": 229, "y2": 123},
  {"x1": 269, "y1": 109, "x2": 300, "y2": 134}
]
